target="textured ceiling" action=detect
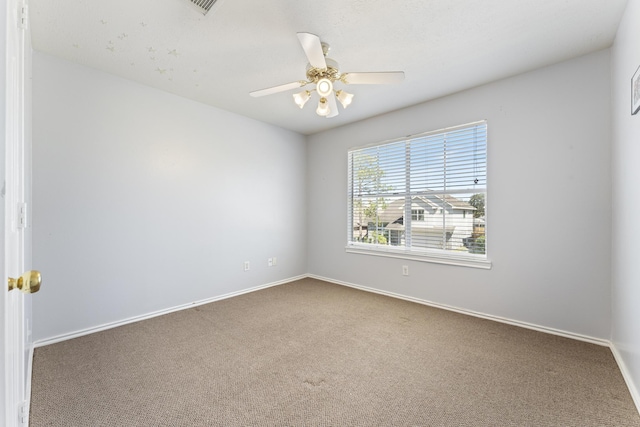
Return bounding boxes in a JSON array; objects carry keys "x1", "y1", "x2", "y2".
[{"x1": 29, "y1": 0, "x2": 628, "y2": 135}]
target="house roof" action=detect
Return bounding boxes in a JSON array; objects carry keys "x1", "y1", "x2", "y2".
[
  {"x1": 373, "y1": 195, "x2": 475, "y2": 224},
  {"x1": 439, "y1": 195, "x2": 476, "y2": 211}
]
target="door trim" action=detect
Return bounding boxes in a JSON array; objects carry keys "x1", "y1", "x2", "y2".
[{"x1": 3, "y1": 0, "x2": 30, "y2": 425}]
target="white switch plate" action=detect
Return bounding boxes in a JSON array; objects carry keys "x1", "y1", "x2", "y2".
[
  {"x1": 402, "y1": 265, "x2": 409, "y2": 276},
  {"x1": 244, "y1": 261, "x2": 250, "y2": 271}
]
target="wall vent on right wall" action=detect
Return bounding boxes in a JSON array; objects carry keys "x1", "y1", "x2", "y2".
[{"x1": 188, "y1": 0, "x2": 218, "y2": 15}]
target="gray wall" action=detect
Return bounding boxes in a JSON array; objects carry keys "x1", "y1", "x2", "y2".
[
  {"x1": 32, "y1": 53, "x2": 308, "y2": 342},
  {"x1": 32, "y1": 45, "x2": 616, "y2": 346},
  {"x1": 307, "y1": 49, "x2": 612, "y2": 340},
  {"x1": 611, "y1": 0, "x2": 640, "y2": 409}
]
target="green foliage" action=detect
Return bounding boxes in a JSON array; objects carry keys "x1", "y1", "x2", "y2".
[
  {"x1": 369, "y1": 232, "x2": 388, "y2": 245},
  {"x1": 469, "y1": 235, "x2": 486, "y2": 254},
  {"x1": 469, "y1": 193, "x2": 485, "y2": 218},
  {"x1": 352, "y1": 231, "x2": 387, "y2": 245},
  {"x1": 353, "y1": 154, "x2": 393, "y2": 239}
]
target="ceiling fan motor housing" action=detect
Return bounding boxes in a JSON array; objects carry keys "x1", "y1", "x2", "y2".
[{"x1": 306, "y1": 58, "x2": 340, "y2": 83}]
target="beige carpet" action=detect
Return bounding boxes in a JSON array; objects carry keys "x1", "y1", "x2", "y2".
[{"x1": 30, "y1": 278, "x2": 640, "y2": 426}]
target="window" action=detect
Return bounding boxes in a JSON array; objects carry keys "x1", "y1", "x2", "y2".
[
  {"x1": 411, "y1": 209, "x2": 425, "y2": 221},
  {"x1": 347, "y1": 121, "x2": 488, "y2": 268}
]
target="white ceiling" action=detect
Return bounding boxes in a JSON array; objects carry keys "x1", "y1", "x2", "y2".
[{"x1": 29, "y1": 0, "x2": 628, "y2": 135}]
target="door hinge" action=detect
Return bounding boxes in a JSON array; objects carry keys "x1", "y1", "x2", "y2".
[
  {"x1": 19, "y1": 5, "x2": 28, "y2": 30},
  {"x1": 17, "y1": 202, "x2": 27, "y2": 229},
  {"x1": 19, "y1": 401, "x2": 29, "y2": 424}
]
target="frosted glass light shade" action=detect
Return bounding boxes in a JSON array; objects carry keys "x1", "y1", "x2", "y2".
[
  {"x1": 336, "y1": 90, "x2": 354, "y2": 108},
  {"x1": 316, "y1": 97, "x2": 330, "y2": 117},
  {"x1": 293, "y1": 90, "x2": 311, "y2": 108}
]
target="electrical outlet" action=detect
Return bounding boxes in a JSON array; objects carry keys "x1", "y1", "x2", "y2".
[
  {"x1": 402, "y1": 265, "x2": 409, "y2": 276},
  {"x1": 268, "y1": 258, "x2": 273, "y2": 267},
  {"x1": 244, "y1": 261, "x2": 250, "y2": 271}
]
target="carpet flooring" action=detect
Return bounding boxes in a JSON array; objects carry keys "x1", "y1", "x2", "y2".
[{"x1": 30, "y1": 278, "x2": 640, "y2": 426}]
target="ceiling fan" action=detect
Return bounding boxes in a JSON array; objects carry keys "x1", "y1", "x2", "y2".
[{"x1": 249, "y1": 33, "x2": 405, "y2": 118}]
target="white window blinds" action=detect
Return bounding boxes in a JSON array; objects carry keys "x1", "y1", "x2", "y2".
[{"x1": 347, "y1": 121, "x2": 487, "y2": 262}]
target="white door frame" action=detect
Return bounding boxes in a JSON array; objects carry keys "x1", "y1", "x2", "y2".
[{"x1": 3, "y1": 0, "x2": 31, "y2": 425}]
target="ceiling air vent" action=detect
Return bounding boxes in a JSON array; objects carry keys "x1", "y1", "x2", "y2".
[{"x1": 188, "y1": 0, "x2": 218, "y2": 15}]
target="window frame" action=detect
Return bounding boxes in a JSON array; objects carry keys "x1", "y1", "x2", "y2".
[
  {"x1": 346, "y1": 121, "x2": 491, "y2": 270},
  {"x1": 411, "y1": 209, "x2": 425, "y2": 221}
]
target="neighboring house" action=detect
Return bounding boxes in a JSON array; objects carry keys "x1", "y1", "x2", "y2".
[{"x1": 367, "y1": 195, "x2": 476, "y2": 250}]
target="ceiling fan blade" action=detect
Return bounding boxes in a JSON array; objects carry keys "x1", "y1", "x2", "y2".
[
  {"x1": 297, "y1": 32, "x2": 327, "y2": 69},
  {"x1": 326, "y1": 94, "x2": 339, "y2": 118},
  {"x1": 341, "y1": 71, "x2": 405, "y2": 85},
  {"x1": 249, "y1": 81, "x2": 306, "y2": 97}
]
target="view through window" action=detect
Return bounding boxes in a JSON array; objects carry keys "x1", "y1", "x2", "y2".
[{"x1": 347, "y1": 121, "x2": 487, "y2": 262}]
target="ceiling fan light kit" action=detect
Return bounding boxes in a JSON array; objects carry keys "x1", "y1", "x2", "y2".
[
  {"x1": 336, "y1": 90, "x2": 354, "y2": 108},
  {"x1": 293, "y1": 90, "x2": 311, "y2": 108},
  {"x1": 250, "y1": 32, "x2": 404, "y2": 119},
  {"x1": 316, "y1": 98, "x2": 330, "y2": 117},
  {"x1": 316, "y1": 78, "x2": 333, "y2": 97}
]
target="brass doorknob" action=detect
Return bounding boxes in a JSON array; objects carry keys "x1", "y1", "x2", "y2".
[{"x1": 8, "y1": 271, "x2": 41, "y2": 293}]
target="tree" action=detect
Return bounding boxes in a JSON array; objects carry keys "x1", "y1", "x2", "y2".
[
  {"x1": 353, "y1": 154, "x2": 392, "y2": 241},
  {"x1": 469, "y1": 193, "x2": 485, "y2": 218},
  {"x1": 469, "y1": 235, "x2": 485, "y2": 254}
]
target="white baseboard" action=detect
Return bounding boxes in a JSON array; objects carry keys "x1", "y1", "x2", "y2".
[
  {"x1": 34, "y1": 274, "x2": 307, "y2": 348},
  {"x1": 307, "y1": 274, "x2": 610, "y2": 347},
  {"x1": 610, "y1": 344, "x2": 640, "y2": 415},
  {"x1": 308, "y1": 274, "x2": 640, "y2": 416},
  {"x1": 34, "y1": 272, "x2": 609, "y2": 349}
]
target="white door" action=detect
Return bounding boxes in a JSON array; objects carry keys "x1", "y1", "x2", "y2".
[{"x1": 2, "y1": 0, "x2": 35, "y2": 426}]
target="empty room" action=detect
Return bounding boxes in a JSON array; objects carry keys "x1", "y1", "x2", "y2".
[{"x1": 1, "y1": 0, "x2": 640, "y2": 425}]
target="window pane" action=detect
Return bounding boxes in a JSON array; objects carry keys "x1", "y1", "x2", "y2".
[{"x1": 348, "y1": 121, "x2": 487, "y2": 260}]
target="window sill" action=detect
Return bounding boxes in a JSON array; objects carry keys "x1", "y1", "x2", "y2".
[{"x1": 345, "y1": 244, "x2": 492, "y2": 270}]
